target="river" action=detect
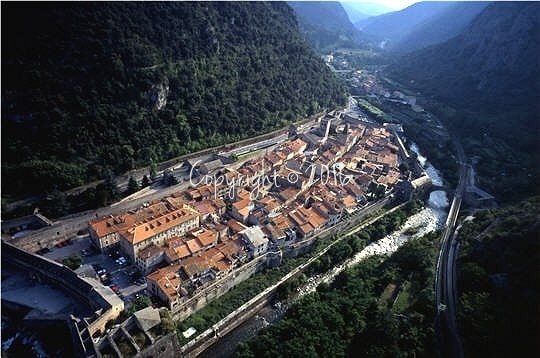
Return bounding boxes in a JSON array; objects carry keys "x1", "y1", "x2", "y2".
[
  {"x1": 409, "y1": 142, "x2": 444, "y2": 187},
  {"x1": 199, "y1": 144, "x2": 449, "y2": 357}
]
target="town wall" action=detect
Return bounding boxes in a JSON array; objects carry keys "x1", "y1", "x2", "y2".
[{"x1": 172, "y1": 254, "x2": 269, "y2": 321}]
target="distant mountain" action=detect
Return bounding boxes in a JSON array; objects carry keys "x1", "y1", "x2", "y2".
[
  {"x1": 288, "y1": 1, "x2": 365, "y2": 52},
  {"x1": 356, "y1": 2, "x2": 455, "y2": 47},
  {"x1": 391, "y1": 2, "x2": 489, "y2": 54},
  {"x1": 2, "y1": 2, "x2": 347, "y2": 197},
  {"x1": 340, "y1": 2, "x2": 370, "y2": 23},
  {"x1": 341, "y1": 1, "x2": 394, "y2": 23},
  {"x1": 392, "y1": 2, "x2": 540, "y2": 200},
  {"x1": 395, "y1": 2, "x2": 540, "y2": 108}
]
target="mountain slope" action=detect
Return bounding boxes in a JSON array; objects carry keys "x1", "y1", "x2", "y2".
[
  {"x1": 340, "y1": 1, "x2": 394, "y2": 23},
  {"x1": 391, "y1": 2, "x2": 540, "y2": 201},
  {"x1": 357, "y1": 2, "x2": 455, "y2": 47},
  {"x1": 456, "y1": 197, "x2": 540, "y2": 357},
  {"x1": 395, "y1": 2, "x2": 540, "y2": 108},
  {"x1": 288, "y1": 1, "x2": 365, "y2": 52},
  {"x1": 2, "y1": 2, "x2": 347, "y2": 197},
  {"x1": 340, "y1": 2, "x2": 370, "y2": 23},
  {"x1": 391, "y1": 1, "x2": 489, "y2": 54}
]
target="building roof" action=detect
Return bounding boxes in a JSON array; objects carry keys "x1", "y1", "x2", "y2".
[
  {"x1": 232, "y1": 198, "x2": 251, "y2": 211},
  {"x1": 134, "y1": 306, "x2": 161, "y2": 332},
  {"x1": 288, "y1": 205, "x2": 327, "y2": 229},
  {"x1": 299, "y1": 222, "x2": 315, "y2": 236},
  {"x1": 288, "y1": 138, "x2": 308, "y2": 154},
  {"x1": 257, "y1": 196, "x2": 282, "y2": 212},
  {"x1": 278, "y1": 187, "x2": 300, "y2": 202},
  {"x1": 189, "y1": 228, "x2": 218, "y2": 247},
  {"x1": 264, "y1": 152, "x2": 283, "y2": 167},
  {"x1": 138, "y1": 244, "x2": 165, "y2": 261},
  {"x1": 185, "y1": 238, "x2": 203, "y2": 254},
  {"x1": 147, "y1": 263, "x2": 185, "y2": 302},
  {"x1": 265, "y1": 215, "x2": 294, "y2": 240},
  {"x1": 164, "y1": 247, "x2": 180, "y2": 262},
  {"x1": 120, "y1": 207, "x2": 199, "y2": 244},
  {"x1": 182, "y1": 256, "x2": 210, "y2": 278},
  {"x1": 164, "y1": 196, "x2": 186, "y2": 210},
  {"x1": 174, "y1": 244, "x2": 191, "y2": 260},
  {"x1": 342, "y1": 195, "x2": 356, "y2": 208},
  {"x1": 240, "y1": 226, "x2": 268, "y2": 248},
  {"x1": 227, "y1": 219, "x2": 248, "y2": 233},
  {"x1": 216, "y1": 239, "x2": 243, "y2": 259}
]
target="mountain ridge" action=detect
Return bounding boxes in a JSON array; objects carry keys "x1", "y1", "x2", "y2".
[
  {"x1": 2, "y1": 2, "x2": 347, "y2": 197},
  {"x1": 288, "y1": 1, "x2": 365, "y2": 52},
  {"x1": 340, "y1": 1, "x2": 394, "y2": 23},
  {"x1": 390, "y1": 1, "x2": 540, "y2": 201},
  {"x1": 391, "y1": 1, "x2": 489, "y2": 54}
]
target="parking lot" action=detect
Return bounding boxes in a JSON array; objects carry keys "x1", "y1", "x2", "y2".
[{"x1": 41, "y1": 235, "x2": 148, "y2": 308}]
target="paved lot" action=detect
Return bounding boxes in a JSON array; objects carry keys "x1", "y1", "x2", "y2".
[
  {"x1": 42, "y1": 234, "x2": 91, "y2": 262},
  {"x1": 41, "y1": 236, "x2": 147, "y2": 307}
]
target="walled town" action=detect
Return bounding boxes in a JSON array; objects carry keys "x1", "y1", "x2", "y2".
[{"x1": 87, "y1": 110, "x2": 416, "y2": 314}]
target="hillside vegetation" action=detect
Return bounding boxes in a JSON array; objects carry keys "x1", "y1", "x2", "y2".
[
  {"x1": 356, "y1": 2, "x2": 454, "y2": 44},
  {"x1": 235, "y1": 233, "x2": 439, "y2": 357},
  {"x1": 456, "y1": 197, "x2": 540, "y2": 357},
  {"x1": 389, "y1": 2, "x2": 540, "y2": 202},
  {"x1": 2, "y1": 2, "x2": 346, "y2": 198},
  {"x1": 289, "y1": 1, "x2": 366, "y2": 52}
]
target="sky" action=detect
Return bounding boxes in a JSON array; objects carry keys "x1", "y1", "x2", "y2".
[
  {"x1": 340, "y1": 0, "x2": 419, "y2": 12},
  {"x1": 372, "y1": 0, "x2": 418, "y2": 11}
]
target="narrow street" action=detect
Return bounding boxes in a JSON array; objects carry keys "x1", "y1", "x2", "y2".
[{"x1": 8, "y1": 118, "x2": 319, "y2": 253}]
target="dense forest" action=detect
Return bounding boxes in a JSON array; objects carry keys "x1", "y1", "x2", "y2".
[
  {"x1": 456, "y1": 197, "x2": 540, "y2": 357},
  {"x1": 234, "y1": 232, "x2": 439, "y2": 357},
  {"x1": 2, "y1": 2, "x2": 347, "y2": 198}
]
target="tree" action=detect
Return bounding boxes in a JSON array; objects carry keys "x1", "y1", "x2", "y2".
[
  {"x1": 103, "y1": 171, "x2": 120, "y2": 200},
  {"x1": 149, "y1": 162, "x2": 158, "y2": 181},
  {"x1": 43, "y1": 187, "x2": 70, "y2": 218},
  {"x1": 63, "y1": 254, "x2": 82, "y2": 270},
  {"x1": 128, "y1": 296, "x2": 152, "y2": 315},
  {"x1": 126, "y1": 176, "x2": 139, "y2": 194},
  {"x1": 398, "y1": 162, "x2": 409, "y2": 174},
  {"x1": 141, "y1": 174, "x2": 150, "y2": 188},
  {"x1": 159, "y1": 309, "x2": 175, "y2": 334}
]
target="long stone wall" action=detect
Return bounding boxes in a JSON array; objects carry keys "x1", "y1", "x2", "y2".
[
  {"x1": 172, "y1": 254, "x2": 269, "y2": 321},
  {"x1": 1, "y1": 241, "x2": 124, "y2": 356}
]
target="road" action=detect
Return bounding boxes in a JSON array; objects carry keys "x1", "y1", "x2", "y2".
[
  {"x1": 434, "y1": 139, "x2": 467, "y2": 358},
  {"x1": 7, "y1": 118, "x2": 320, "y2": 253},
  {"x1": 4, "y1": 110, "x2": 325, "y2": 213}
]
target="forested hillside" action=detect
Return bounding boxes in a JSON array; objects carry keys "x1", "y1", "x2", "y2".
[
  {"x1": 356, "y1": 2, "x2": 454, "y2": 45},
  {"x1": 456, "y1": 197, "x2": 540, "y2": 357},
  {"x1": 390, "y1": 2, "x2": 488, "y2": 54},
  {"x1": 288, "y1": 1, "x2": 366, "y2": 52},
  {"x1": 235, "y1": 232, "x2": 439, "y2": 357},
  {"x1": 356, "y1": 2, "x2": 488, "y2": 53},
  {"x1": 2, "y1": 2, "x2": 346, "y2": 198},
  {"x1": 389, "y1": 2, "x2": 540, "y2": 201}
]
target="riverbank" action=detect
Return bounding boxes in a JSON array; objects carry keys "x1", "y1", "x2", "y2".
[{"x1": 197, "y1": 143, "x2": 449, "y2": 356}]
